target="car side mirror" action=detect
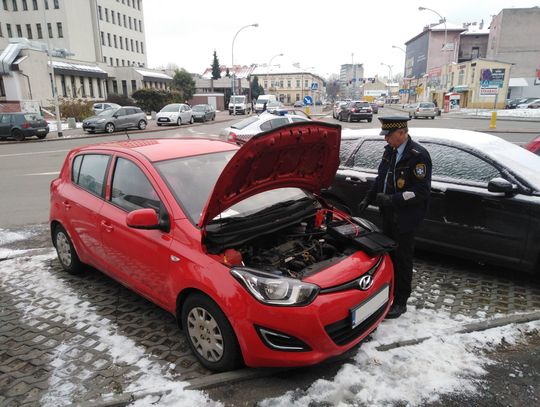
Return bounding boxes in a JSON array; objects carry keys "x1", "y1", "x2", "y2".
[
  {"x1": 126, "y1": 208, "x2": 160, "y2": 229},
  {"x1": 488, "y1": 177, "x2": 516, "y2": 195},
  {"x1": 113, "y1": 114, "x2": 118, "y2": 118}
]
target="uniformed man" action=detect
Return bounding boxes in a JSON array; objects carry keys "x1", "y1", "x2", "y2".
[{"x1": 357, "y1": 116, "x2": 432, "y2": 319}]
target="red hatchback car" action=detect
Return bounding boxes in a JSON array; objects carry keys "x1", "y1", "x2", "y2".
[
  {"x1": 525, "y1": 135, "x2": 540, "y2": 156},
  {"x1": 50, "y1": 122, "x2": 394, "y2": 371}
]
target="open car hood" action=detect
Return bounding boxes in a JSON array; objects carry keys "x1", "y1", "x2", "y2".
[{"x1": 199, "y1": 122, "x2": 341, "y2": 228}]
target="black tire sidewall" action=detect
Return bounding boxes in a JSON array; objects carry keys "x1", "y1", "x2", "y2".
[{"x1": 181, "y1": 293, "x2": 242, "y2": 372}]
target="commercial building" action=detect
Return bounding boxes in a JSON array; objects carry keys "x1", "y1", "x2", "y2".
[{"x1": 339, "y1": 63, "x2": 364, "y2": 99}]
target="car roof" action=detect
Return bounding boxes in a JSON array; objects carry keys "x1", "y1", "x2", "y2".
[{"x1": 78, "y1": 138, "x2": 238, "y2": 162}]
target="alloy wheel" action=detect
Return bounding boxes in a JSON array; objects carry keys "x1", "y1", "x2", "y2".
[
  {"x1": 55, "y1": 231, "x2": 72, "y2": 268},
  {"x1": 187, "y1": 306, "x2": 224, "y2": 362}
]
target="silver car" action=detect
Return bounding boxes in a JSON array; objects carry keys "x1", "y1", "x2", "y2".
[
  {"x1": 92, "y1": 102, "x2": 120, "y2": 115},
  {"x1": 82, "y1": 106, "x2": 147, "y2": 133},
  {"x1": 408, "y1": 102, "x2": 437, "y2": 119},
  {"x1": 156, "y1": 103, "x2": 193, "y2": 126}
]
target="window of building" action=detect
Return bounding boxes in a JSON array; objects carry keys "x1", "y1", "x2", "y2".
[
  {"x1": 100, "y1": 31, "x2": 104, "y2": 45},
  {"x1": 32, "y1": 0, "x2": 37, "y2": 9},
  {"x1": 103, "y1": 56, "x2": 107, "y2": 63},
  {"x1": 121, "y1": 80, "x2": 127, "y2": 96},
  {"x1": 127, "y1": 0, "x2": 130, "y2": 6},
  {"x1": 79, "y1": 77, "x2": 86, "y2": 97},
  {"x1": 89, "y1": 78, "x2": 94, "y2": 98},
  {"x1": 53, "y1": 0, "x2": 58, "y2": 9},
  {"x1": 140, "y1": 42, "x2": 144, "y2": 54},
  {"x1": 113, "y1": 34, "x2": 117, "y2": 48},
  {"x1": 296, "y1": 79, "x2": 300, "y2": 88},
  {"x1": 98, "y1": 5, "x2": 102, "y2": 19},
  {"x1": 105, "y1": 8, "x2": 109, "y2": 22},
  {"x1": 97, "y1": 78, "x2": 103, "y2": 98},
  {"x1": 472, "y1": 47, "x2": 480, "y2": 59},
  {"x1": 60, "y1": 74, "x2": 67, "y2": 97},
  {"x1": 119, "y1": 36, "x2": 123, "y2": 49},
  {"x1": 138, "y1": 20, "x2": 142, "y2": 32},
  {"x1": 115, "y1": 58, "x2": 119, "y2": 66},
  {"x1": 130, "y1": 39, "x2": 133, "y2": 52},
  {"x1": 7, "y1": 24, "x2": 12, "y2": 38},
  {"x1": 25, "y1": 24, "x2": 32, "y2": 39},
  {"x1": 137, "y1": 0, "x2": 140, "y2": 10},
  {"x1": 16, "y1": 24, "x2": 22, "y2": 37},
  {"x1": 123, "y1": 14, "x2": 126, "y2": 27},
  {"x1": 0, "y1": 24, "x2": 3, "y2": 37},
  {"x1": 12, "y1": 0, "x2": 17, "y2": 11},
  {"x1": 44, "y1": 0, "x2": 48, "y2": 10},
  {"x1": 47, "y1": 22, "x2": 52, "y2": 38},
  {"x1": 131, "y1": 79, "x2": 136, "y2": 91},
  {"x1": 36, "y1": 23, "x2": 42, "y2": 38},
  {"x1": 304, "y1": 79, "x2": 308, "y2": 88},
  {"x1": 117, "y1": 12, "x2": 120, "y2": 25},
  {"x1": 109, "y1": 57, "x2": 112, "y2": 65},
  {"x1": 135, "y1": 40, "x2": 139, "y2": 53},
  {"x1": 128, "y1": 16, "x2": 132, "y2": 30},
  {"x1": 22, "y1": 0, "x2": 27, "y2": 10},
  {"x1": 121, "y1": 59, "x2": 125, "y2": 66},
  {"x1": 107, "y1": 33, "x2": 111, "y2": 46},
  {"x1": 287, "y1": 80, "x2": 291, "y2": 88},
  {"x1": 0, "y1": 77, "x2": 6, "y2": 96},
  {"x1": 3, "y1": 0, "x2": 8, "y2": 11},
  {"x1": 70, "y1": 76, "x2": 76, "y2": 97},
  {"x1": 125, "y1": 37, "x2": 129, "y2": 50},
  {"x1": 111, "y1": 10, "x2": 115, "y2": 24},
  {"x1": 72, "y1": 154, "x2": 110, "y2": 197},
  {"x1": 112, "y1": 80, "x2": 118, "y2": 94},
  {"x1": 57, "y1": 22, "x2": 63, "y2": 37}
]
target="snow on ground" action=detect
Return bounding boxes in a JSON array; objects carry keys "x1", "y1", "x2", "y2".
[
  {"x1": 1, "y1": 229, "x2": 539, "y2": 406},
  {"x1": 458, "y1": 107, "x2": 540, "y2": 119}
]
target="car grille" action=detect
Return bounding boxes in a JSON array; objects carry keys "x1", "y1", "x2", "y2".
[{"x1": 324, "y1": 301, "x2": 388, "y2": 346}]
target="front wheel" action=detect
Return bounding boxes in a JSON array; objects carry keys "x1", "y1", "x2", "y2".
[
  {"x1": 367, "y1": 118, "x2": 372, "y2": 123},
  {"x1": 181, "y1": 293, "x2": 242, "y2": 372},
  {"x1": 189, "y1": 116, "x2": 194, "y2": 124},
  {"x1": 12, "y1": 130, "x2": 25, "y2": 141},
  {"x1": 105, "y1": 123, "x2": 115, "y2": 133},
  {"x1": 177, "y1": 118, "x2": 182, "y2": 126},
  {"x1": 37, "y1": 133, "x2": 47, "y2": 139},
  {"x1": 138, "y1": 120, "x2": 147, "y2": 130},
  {"x1": 347, "y1": 114, "x2": 352, "y2": 123},
  {"x1": 53, "y1": 224, "x2": 83, "y2": 274}
]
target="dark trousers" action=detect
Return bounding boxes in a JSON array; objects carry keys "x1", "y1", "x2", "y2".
[{"x1": 382, "y1": 214, "x2": 415, "y2": 307}]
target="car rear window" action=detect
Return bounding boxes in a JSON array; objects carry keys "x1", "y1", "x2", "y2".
[
  {"x1": 231, "y1": 116, "x2": 259, "y2": 130},
  {"x1": 354, "y1": 102, "x2": 370, "y2": 108},
  {"x1": 419, "y1": 103, "x2": 435, "y2": 108}
]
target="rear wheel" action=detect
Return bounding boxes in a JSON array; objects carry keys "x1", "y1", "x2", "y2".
[
  {"x1": 181, "y1": 293, "x2": 242, "y2": 372},
  {"x1": 138, "y1": 120, "x2": 147, "y2": 130},
  {"x1": 431, "y1": 116, "x2": 435, "y2": 120},
  {"x1": 367, "y1": 118, "x2": 372, "y2": 123},
  {"x1": 105, "y1": 123, "x2": 115, "y2": 133},
  {"x1": 190, "y1": 116, "x2": 194, "y2": 124},
  {"x1": 37, "y1": 133, "x2": 47, "y2": 139},
  {"x1": 12, "y1": 129, "x2": 24, "y2": 141},
  {"x1": 53, "y1": 224, "x2": 83, "y2": 274},
  {"x1": 177, "y1": 118, "x2": 182, "y2": 126}
]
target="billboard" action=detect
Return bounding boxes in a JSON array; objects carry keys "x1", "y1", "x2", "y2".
[{"x1": 480, "y1": 68, "x2": 505, "y2": 88}]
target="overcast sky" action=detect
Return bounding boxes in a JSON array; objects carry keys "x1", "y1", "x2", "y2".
[{"x1": 143, "y1": 1, "x2": 539, "y2": 79}]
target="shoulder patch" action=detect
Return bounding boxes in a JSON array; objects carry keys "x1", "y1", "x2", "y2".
[
  {"x1": 411, "y1": 149, "x2": 420, "y2": 155},
  {"x1": 414, "y1": 163, "x2": 427, "y2": 179}
]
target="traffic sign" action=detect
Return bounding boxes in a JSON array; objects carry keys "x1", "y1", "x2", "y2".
[
  {"x1": 303, "y1": 96, "x2": 313, "y2": 106},
  {"x1": 310, "y1": 82, "x2": 318, "y2": 91}
]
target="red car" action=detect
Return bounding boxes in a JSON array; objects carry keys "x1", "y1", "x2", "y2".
[
  {"x1": 525, "y1": 136, "x2": 540, "y2": 156},
  {"x1": 50, "y1": 122, "x2": 394, "y2": 371}
]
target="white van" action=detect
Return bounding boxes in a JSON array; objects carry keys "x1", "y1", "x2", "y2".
[
  {"x1": 228, "y1": 95, "x2": 251, "y2": 115},
  {"x1": 255, "y1": 95, "x2": 277, "y2": 113}
]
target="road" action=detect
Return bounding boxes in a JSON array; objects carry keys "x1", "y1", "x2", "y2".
[{"x1": 0, "y1": 108, "x2": 537, "y2": 228}]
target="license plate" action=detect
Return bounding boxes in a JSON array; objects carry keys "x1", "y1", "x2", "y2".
[
  {"x1": 351, "y1": 285, "x2": 389, "y2": 329},
  {"x1": 37, "y1": 128, "x2": 46, "y2": 132},
  {"x1": 158, "y1": 118, "x2": 167, "y2": 121}
]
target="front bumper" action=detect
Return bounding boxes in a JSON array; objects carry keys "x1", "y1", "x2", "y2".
[
  {"x1": 229, "y1": 254, "x2": 394, "y2": 367},
  {"x1": 83, "y1": 122, "x2": 106, "y2": 132},
  {"x1": 351, "y1": 112, "x2": 373, "y2": 120}
]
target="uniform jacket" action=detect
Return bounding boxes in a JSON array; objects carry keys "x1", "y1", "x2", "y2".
[{"x1": 366, "y1": 135, "x2": 432, "y2": 233}]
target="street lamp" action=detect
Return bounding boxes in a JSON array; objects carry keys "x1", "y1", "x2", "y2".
[
  {"x1": 381, "y1": 62, "x2": 393, "y2": 82},
  {"x1": 266, "y1": 53, "x2": 283, "y2": 97},
  {"x1": 419, "y1": 6, "x2": 448, "y2": 51},
  {"x1": 231, "y1": 23, "x2": 258, "y2": 115},
  {"x1": 300, "y1": 66, "x2": 315, "y2": 102},
  {"x1": 392, "y1": 45, "x2": 406, "y2": 53}
]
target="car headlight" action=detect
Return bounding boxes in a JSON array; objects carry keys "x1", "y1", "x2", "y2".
[
  {"x1": 231, "y1": 268, "x2": 319, "y2": 306},
  {"x1": 97, "y1": 119, "x2": 105, "y2": 123}
]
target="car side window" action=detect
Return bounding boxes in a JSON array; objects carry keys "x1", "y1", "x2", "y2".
[
  {"x1": 339, "y1": 139, "x2": 361, "y2": 164},
  {"x1": 116, "y1": 108, "x2": 126, "y2": 116},
  {"x1": 0, "y1": 114, "x2": 9, "y2": 124},
  {"x1": 73, "y1": 154, "x2": 110, "y2": 197},
  {"x1": 95, "y1": 104, "x2": 102, "y2": 110},
  {"x1": 110, "y1": 157, "x2": 161, "y2": 212},
  {"x1": 352, "y1": 140, "x2": 386, "y2": 171},
  {"x1": 422, "y1": 142, "x2": 501, "y2": 184}
]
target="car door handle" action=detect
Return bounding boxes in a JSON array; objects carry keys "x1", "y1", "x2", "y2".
[
  {"x1": 62, "y1": 200, "x2": 71, "y2": 210},
  {"x1": 101, "y1": 220, "x2": 114, "y2": 232},
  {"x1": 345, "y1": 176, "x2": 364, "y2": 183}
]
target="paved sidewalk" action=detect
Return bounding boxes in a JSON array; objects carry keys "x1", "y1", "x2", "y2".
[{"x1": 1, "y1": 225, "x2": 539, "y2": 406}]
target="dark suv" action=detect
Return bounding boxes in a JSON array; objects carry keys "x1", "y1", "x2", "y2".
[
  {"x1": 337, "y1": 101, "x2": 373, "y2": 123},
  {"x1": 0, "y1": 112, "x2": 49, "y2": 141}
]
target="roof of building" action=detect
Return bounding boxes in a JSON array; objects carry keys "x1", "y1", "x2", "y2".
[
  {"x1": 135, "y1": 69, "x2": 172, "y2": 81},
  {"x1": 50, "y1": 60, "x2": 108, "y2": 79},
  {"x1": 405, "y1": 22, "x2": 466, "y2": 44},
  {"x1": 201, "y1": 65, "x2": 256, "y2": 80}
]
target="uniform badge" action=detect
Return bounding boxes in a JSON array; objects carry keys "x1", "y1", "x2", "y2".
[
  {"x1": 414, "y1": 163, "x2": 426, "y2": 179},
  {"x1": 397, "y1": 178, "x2": 405, "y2": 189}
]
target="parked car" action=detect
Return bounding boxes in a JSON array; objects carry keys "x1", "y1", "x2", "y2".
[
  {"x1": 191, "y1": 104, "x2": 216, "y2": 122},
  {"x1": 375, "y1": 98, "x2": 385, "y2": 108},
  {"x1": 525, "y1": 135, "x2": 540, "y2": 155},
  {"x1": 407, "y1": 102, "x2": 437, "y2": 119},
  {"x1": 323, "y1": 127, "x2": 540, "y2": 274},
  {"x1": 255, "y1": 94, "x2": 277, "y2": 113},
  {"x1": 83, "y1": 106, "x2": 147, "y2": 133},
  {"x1": 517, "y1": 98, "x2": 540, "y2": 109},
  {"x1": 228, "y1": 95, "x2": 251, "y2": 115},
  {"x1": 156, "y1": 103, "x2": 193, "y2": 126},
  {"x1": 505, "y1": 98, "x2": 528, "y2": 109},
  {"x1": 527, "y1": 101, "x2": 540, "y2": 109},
  {"x1": 0, "y1": 112, "x2": 49, "y2": 141},
  {"x1": 369, "y1": 102, "x2": 379, "y2": 114},
  {"x1": 332, "y1": 101, "x2": 348, "y2": 119},
  {"x1": 337, "y1": 101, "x2": 373, "y2": 123},
  {"x1": 266, "y1": 101, "x2": 285, "y2": 114},
  {"x1": 293, "y1": 100, "x2": 304, "y2": 108},
  {"x1": 220, "y1": 111, "x2": 311, "y2": 143},
  {"x1": 49, "y1": 122, "x2": 394, "y2": 372},
  {"x1": 92, "y1": 102, "x2": 120, "y2": 115}
]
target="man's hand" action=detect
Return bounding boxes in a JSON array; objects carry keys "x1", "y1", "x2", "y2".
[
  {"x1": 357, "y1": 199, "x2": 369, "y2": 215},
  {"x1": 375, "y1": 193, "x2": 393, "y2": 207}
]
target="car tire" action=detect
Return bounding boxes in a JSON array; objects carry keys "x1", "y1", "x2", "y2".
[
  {"x1": 431, "y1": 116, "x2": 435, "y2": 120},
  {"x1": 367, "y1": 118, "x2": 372, "y2": 123},
  {"x1": 37, "y1": 133, "x2": 47, "y2": 139},
  {"x1": 347, "y1": 114, "x2": 352, "y2": 123},
  {"x1": 53, "y1": 224, "x2": 84, "y2": 275},
  {"x1": 181, "y1": 293, "x2": 242, "y2": 372},
  {"x1": 177, "y1": 118, "x2": 182, "y2": 126},
  {"x1": 105, "y1": 123, "x2": 115, "y2": 133},
  {"x1": 338, "y1": 113, "x2": 343, "y2": 122},
  {"x1": 212, "y1": 114, "x2": 215, "y2": 121},
  {"x1": 138, "y1": 120, "x2": 147, "y2": 130},
  {"x1": 12, "y1": 129, "x2": 25, "y2": 141},
  {"x1": 409, "y1": 114, "x2": 412, "y2": 119},
  {"x1": 190, "y1": 116, "x2": 194, "y2": 124},
  {"x1": 202, "y1": 116, "x2": 207, "y2": 123}
]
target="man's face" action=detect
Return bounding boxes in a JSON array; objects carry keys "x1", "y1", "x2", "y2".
[{"x1": 384, "y1": 128, "x2": 407, "y2": 148}]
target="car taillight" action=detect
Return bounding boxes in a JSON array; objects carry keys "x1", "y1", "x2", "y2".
[
  {"x1": 351, "y1": 108, "x2": 356, "y2": 113},
  {"x1": 22, "y1": 122, "x2": 31, "y2": 129},
  {"x1": 416, "y1": 108, "x2": 420, "y2": 112},
  {"x1": 227, "y1": 132, "x2": 237, "y2": 142}
]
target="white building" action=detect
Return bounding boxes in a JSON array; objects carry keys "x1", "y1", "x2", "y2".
[{"x1": 0, "y1": 0, "x2": 171, "y2": 111}]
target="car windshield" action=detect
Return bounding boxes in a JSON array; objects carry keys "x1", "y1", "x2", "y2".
[
  {"x1": 98, "y1": 108, "x2": 118, "y2": 117},
  {"x1": 154, "y1": 150, "x2": 309, "y2": 223},
  {"x1": 24, "y1": 113, "x2": 43, "y2": 121},
  {"x1": 231, "y1": 116, "x2": 259, "y2": 129},
  {"x1": 192, "y1": 105, "x2": 206, "y2": 111},
  {"x1": 231, "y1": 97, "x2": 245, "y2": 103},
  {"x1": 160, "y1": 104, "x2": 181, "y2": 112},
  {"x1": 353, "y1": 102, "x2": 370, "y2": 108}
]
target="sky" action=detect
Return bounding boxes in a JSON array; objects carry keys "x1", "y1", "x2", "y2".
[
  {"x1": 143, "y1": 0, "x2": 540, "y2": 80},
  {"x1": 1, "y1": 228, "x2": 540, "y2": 406}
]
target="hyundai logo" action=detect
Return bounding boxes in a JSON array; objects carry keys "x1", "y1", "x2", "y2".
[{"x1": 358, "y1": 275, "x2": 373, "y2": 290}]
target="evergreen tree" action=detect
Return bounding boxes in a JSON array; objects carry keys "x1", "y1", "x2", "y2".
[
  {"x1": 250, "y1": 76, "x2": 264, "y2": 101},
  {"x1": 171, "y1": 68, "x2": 196, "y2": 101},
  {"x1": 211, "y1": 50, "x2": 221, "y2": 80}
]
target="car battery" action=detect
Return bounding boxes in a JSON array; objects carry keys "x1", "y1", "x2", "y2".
[{"x1": 327, "y1": 220, "x2": 397, "y2": 256}]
